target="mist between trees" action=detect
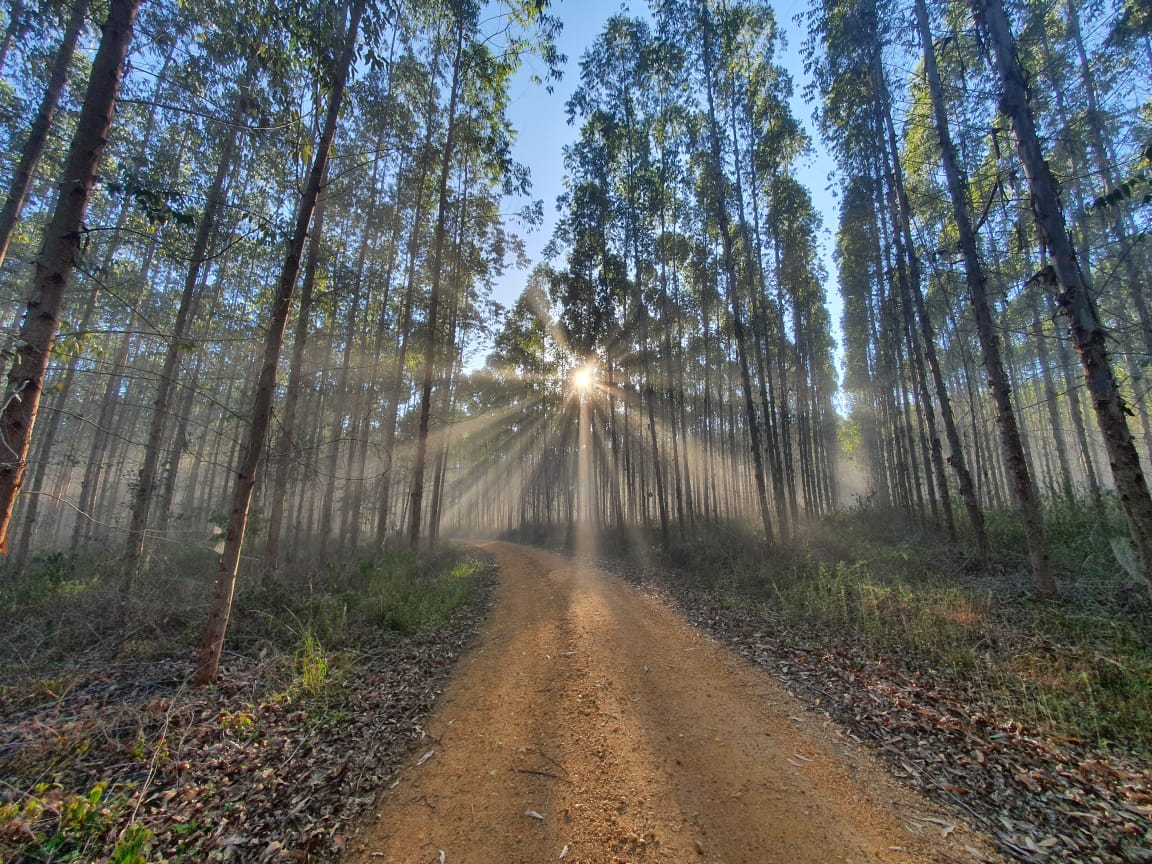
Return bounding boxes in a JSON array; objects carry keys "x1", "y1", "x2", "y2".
[{"x1": 1, "y1": 0, "x2": 1151, "y2": 685}]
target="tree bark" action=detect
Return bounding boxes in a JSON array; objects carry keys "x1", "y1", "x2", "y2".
[
  {"x1": 409, "y1": 18, "x2": 464, "y2": 552},
  {"x1": 697, "y1": 0, "x2": 773, "y2": 544},
  {"x1": 196, "y1": 0, "x2": 366, "y2": 684},
  {"x1": 122, "y1": 72, "x2": 250, "y2": 591},
  {"x1": 975, "y1": 0, "x2": 1152, "y2": 587},
  {"x1": 882, "y1": 15, "x2": 991, "y2": 555},
  {"x1": 917, "y1": 0, "x2": 1053, "y2": 593},
  {"x1": 0, "y1": 0, "x2": 139, "y2": 555},
  {"x1": 263, "y1": 175, "x2": 327, "y2": 577},
  {"x1": 0, "y1": 0, "x2": 24, "y2": 73},
  {"x1": 0, "y1": 0, "x2": 90, "y2": 272}
]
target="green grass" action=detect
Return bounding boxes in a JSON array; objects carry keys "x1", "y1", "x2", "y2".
[
  {"x1": 0, "y1": 543, "x2": 492, "y2": 863},
  {"x1": 0, "y1": 782, "x2": 153, "y2": 864},
  {"x1": 638, "y1": 498, "x2": 1152, "y2": 752},
  {"x1": 229, "y1": 546, "x2": 491, "y2": 654}
]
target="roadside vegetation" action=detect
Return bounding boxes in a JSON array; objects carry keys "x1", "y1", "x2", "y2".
[
  {"x1": 518, "y1": 498, "x2": 1152, "y2": 861},
  {"x1": 664, "y1": 500, "x2": 1152, "y2": 751},
  {"x1": 0, "y1": 546, "x2": 493, "y2": 863}
]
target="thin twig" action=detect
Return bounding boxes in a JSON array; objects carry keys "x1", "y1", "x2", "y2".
[{"x1": 513, "y1": 768, "x2": 572, "y2": 784}]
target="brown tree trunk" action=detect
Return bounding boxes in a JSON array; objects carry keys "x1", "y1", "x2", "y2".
[
  {"x1": 122, "y1": 72, "x2": 250, "y2": 591},
  {"x1": 196, "y1": 0, "x2": 366, "y2": 684},
  {"x1": 0, "y1": 0, "x2": 89, "y2": 272},
  {"x1": 409, "y1": 19, "x2": 464, "y2": 552},
  {"x1": 697, "y1": 0, "x2": 773, "y2": 544},
  {"x1": 375, "y1": 39, "x2": 444, "y2": 550},
  {"x1": 1031, "y1": 292, "x2": 1074, "y2": 496},
  {"x1": 880, "y1": 21, "x2": 989, "y2": 555},
  {"x1": 263, "y1": 177, "x2": 327, "y2": 576},
  {"x1": 976, "y1": 0, "x2": 1152, "y2": 586},
  {"x1": 917, "y1": 0, "x2": 1053, "y2": 593},
  {"x1": 0, "y1": 0, "x2": 24, "y2": 73},
  {"x1": 0, "y1": 0, "x2": 139, "y2": 555}
]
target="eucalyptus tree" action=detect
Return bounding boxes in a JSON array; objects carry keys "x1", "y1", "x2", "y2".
[
  {"x1": 551, "y1": 109, "x2": 629, "y2": 530},
  {"x1": 563, "y1": 14, "x2": 674, "y2": 548},
  {"x1": 672, "y1": 0, "x2": 774, "y2": 542},
  {"x1": 408, "y1": 0, "x2": 561, "y2": 551},
  {"x1": 120, "y1": 58, "x2": 258, "y2": 590},
  {"x1": 0, "y1": 0, "x2": 90, "y2": 272},
  {"x1": 407, "y1": 1, "x2": 470, "y2": 552},
  {"x1": 806, "y1": 0, "x2": 1004, "y2": 564},
  {"x1": 973, "y1": 0, "x2": 1152, "y2": 586},
  {"x1": 197, "y1": 0, "x2": 371, "y2": 684},
  {"x1": 904, "y1": 0, "x2": 1051, "y2": 591},
  {"x1": 0, "y1": 0, "x2": 142, "y2": 557},
  {"x1": 374, "y1": 35, "x2": 453, "y2": 550},
  {"x1": 543, "y1": 1, "x2": 836, "y2": 543}
]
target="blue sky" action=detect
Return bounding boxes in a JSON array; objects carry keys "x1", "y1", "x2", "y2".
[{"x1": 486, "y1": 0, "x2": 842, "y2": 366}]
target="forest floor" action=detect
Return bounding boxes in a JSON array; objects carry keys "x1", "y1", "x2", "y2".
[
  {"x1": 0, "y1": 549, "x2": 497, "y2": 863},
  {"x1": 593, "y1": 541, "x2": 1152, "y2": 864},
  {"x1": 346, "y1": 542, "x2": 992, "y2": 864},
  {"x1": 4, "y1": 538, "x2": 1148, "y2": 862}
]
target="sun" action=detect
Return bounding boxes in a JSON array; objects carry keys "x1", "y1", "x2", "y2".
[{"x1": 571, "y1": 365, "x2": 594, "y2": 393}]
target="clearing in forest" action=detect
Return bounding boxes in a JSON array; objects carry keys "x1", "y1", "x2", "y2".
[{"x1": 348, "y1": 542, "x2": 989, "y2": 863}]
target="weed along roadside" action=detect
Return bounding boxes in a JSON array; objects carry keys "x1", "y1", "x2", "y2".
[
  {"x1": 0, "y1": 546, "x2": 496, "y2": 862},
  {"x1": 578, "y1": 506, "x2": 1152, "y2": 864}
]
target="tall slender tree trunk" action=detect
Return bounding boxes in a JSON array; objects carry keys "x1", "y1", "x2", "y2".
[
  {"x1": 196, "y1": 0, "x2": 366, "y2": 684},
  {"x1": 1060, "y1": 335, "x2": 1102, "y2": 498},
  {"x1": 318, "y1": 241, "x2": 366, "y2": 559},
  {"x1": 1064, "y1": 0, "x2": 1152, "y2": 358},
  {"x1": 1031, "y1": 292, "x2": 1073, "y2": 496},
  {"x1": 375, "y1": 43, "x2": 444, "y2": 550},
  {"x1": 0, "y1": 0, "x2": 24, "y2": 73},
  {"x1": 697, "y1": 0, "x2": 773, "y2": 544},
  {"x1": 264, "y1": 180, "x2": 328, "y2": 575},
  {"x1": 0, "y1": 0, "x2": 139, "y2": 556},
  {"x1": 122, "y1": 73, "x2": 250, "y2": 590},
  {"x1": 976, "y1": 0, "x2": 1152, "y2": 586},
  {"x1": 0, "y1": 0, "x2": 90, "y2": 272},
  {"x1": 409, "y1": 19, "x2": 464, "y2": 552},
  {"x1": 916, "y1": 0, "x2": 1053, "y2": 593},
  {"x1": 879, "y1": 23, "x2": 989, "y2": 553}
]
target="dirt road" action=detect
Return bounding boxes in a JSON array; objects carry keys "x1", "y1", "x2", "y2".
[{"x1": 349, "y1": 543, "x2": 982, "y2": 863}]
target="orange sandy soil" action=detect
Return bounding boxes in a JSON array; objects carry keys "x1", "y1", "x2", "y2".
[{"x1": 346, "y1": 542, "x2": 992, "y2": 864}]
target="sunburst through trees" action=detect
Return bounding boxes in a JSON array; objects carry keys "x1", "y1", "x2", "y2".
[{"x1": 2, "y1": 0, "x2": 1152, "y2": 681}]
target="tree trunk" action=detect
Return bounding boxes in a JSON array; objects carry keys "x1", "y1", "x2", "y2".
[
  {"x1": 122, "y1": 73, "x2": 250, "y2": 591},
  {"x1": 882, "y1": 16, "x2": 991, "y2": 554},
  {"x1": 263, "y1": 177, "x2": 328, "y2": 576},
  {"x1": 0, "y1": 0, "x2": 24, "y2": 73},
  {"x1": 375, "y1": 44, "x2": 443, "y2": 550},
  {"x1": 0, "y1": 0, "x2": 89, "y2": 272},
  {"x1": 0, "y1": 0, "x2": 139, "y2": 556},
  {"x1": 409, "y1": 19, "x2": 464, "y2": 552},
  {"x1": 697, "y1": 0, "x2": 773, "y2": 544},
  {"x1": 917, "y1": 0, "x2": 1053, "y2": 593},
  {"x1": 1031, "y1": 291, "x2": 1074, "y2": 496},
  {"x1": 976, "y1": 0, "x2": 1152, "y2": 586},
  {"x1": 196, "y1": 0, "x2": 366, "y2": 684}
]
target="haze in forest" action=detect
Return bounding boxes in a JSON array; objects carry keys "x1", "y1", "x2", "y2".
[{"x1": 3, "y1": 0, "x2": 1152, "y2": 860}]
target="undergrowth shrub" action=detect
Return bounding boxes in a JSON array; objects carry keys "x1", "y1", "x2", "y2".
[
  {"x1": 0, "y1": 782, "x2": 152, "y2": 864},
  {"x1": 0, "y1": 543, "x2": 492, "y2": 861},
  {"x1": 622, "y1": 499, "x2": 1152, "y2": 751}
]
